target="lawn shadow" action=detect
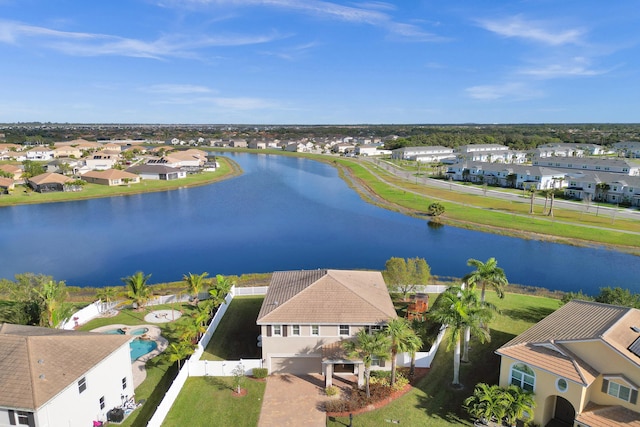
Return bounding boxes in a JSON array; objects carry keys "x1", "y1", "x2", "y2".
[
  {"x1": 501, "y1": 306, "x2": 556, "y2": 324},
  {"x1": 204, "y1": 376, "x2": 233, "y2": 391}
]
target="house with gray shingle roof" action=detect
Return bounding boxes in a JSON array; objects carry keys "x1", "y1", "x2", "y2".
[
  {"x1": 0, "y1": 323, "x2": 134, "y2": 427},
  {"x1": 257, "y1": 269, "x2": 397, "y2": 387},
  {"x1": 496, "y1": 300, "x2": 640, "y2": 427}
]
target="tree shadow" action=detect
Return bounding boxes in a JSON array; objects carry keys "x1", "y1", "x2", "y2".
[
  {"x1": 204, "y1": 376, "x2": 233, "y2": 391},
  {"x1": 501, "y1": 306, "x2": 556, "y2": 324}
]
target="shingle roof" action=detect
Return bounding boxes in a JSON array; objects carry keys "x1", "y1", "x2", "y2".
[
  {"x1": 0, "y1": 323, "x2": 131, "y2": 410},
  {"x1": 28, "y1": 172, "x2": 72, "y2": 185},
  {"x1": 257, "y1": 269, "x2": 397, "y2": 325},
  {"x1": 497, "y1": 300, "x2": 640, "y2": 381}
]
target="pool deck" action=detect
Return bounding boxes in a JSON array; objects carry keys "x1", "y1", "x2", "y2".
[{"x1": 90, "y1": 324, "x2": 168, "y2": 387}]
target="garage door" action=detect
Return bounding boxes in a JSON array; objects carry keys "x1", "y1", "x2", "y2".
[{"x1": 271, "y1": 357, "x2": 322, "y2": 374}]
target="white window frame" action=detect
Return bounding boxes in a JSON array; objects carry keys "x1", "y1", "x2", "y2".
[
  {"x1": 272, "y1": 325, "x2": 282, "y2": 336},
  {"x1": 99, "y1": 396, "x2": 105, "y2": 410},
  {"x1": 16, "y1": 411, "x2": 30, "y2": 425},
  {"x1": 311, "y1": 325, "x2": 319, "y2": 336},
  {"x1": 608, "y1": 381, "x2": 632, "y2": 402},
  {"x1": 122, "y1": 377, "x2": 127, "y2": 390},
  {"x1": 292, "y1": 325, "x2": 300, "y2": 336},
  {"x1": 339, "y1": 325, "x2": 350, "y2": 336},
  {"x1": 78, "y1": 377, "x2": 87, "y2": 394},
  {"x1": 510, "y1": 364, "x2": 535, "y2": 392}
]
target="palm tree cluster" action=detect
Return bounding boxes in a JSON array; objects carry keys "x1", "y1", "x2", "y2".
[
  {"x1": 342, "y1": 317, "x2": 423, "y2": 398},
  {"x1": 464, "y1": 383, "x2": 536, "y2": 427}
]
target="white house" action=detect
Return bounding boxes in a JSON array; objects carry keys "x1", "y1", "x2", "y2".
[
  {"x1": 532, "y1": 157, "x2": 639, "y2": 176},
  {"x1": 0, "y1": 323, "x2": 134, "y2": 427},
  {"x1": 84, "y1": 153, "x2": 119, "y2": 170},
  {"x1": 391, "y1": 146, "x2": 455, "y2": 162}
]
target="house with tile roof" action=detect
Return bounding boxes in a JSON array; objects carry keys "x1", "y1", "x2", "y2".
[
  {"x1": 257, "y1": 269, "x2": 397, "y2": 387},
  {"x1": 0, "y1": 323, "x2": 134, "y2": 427},
  {"x1": 27, "y1": 173, "x2": 73, "y2": 193},
  {"x1": 496, "y1": 300, "x2": 640, "y2": 427},
  {"x1": 81, "y1": 169, "x2": 141, "y2": 186},
  {"x1": 125, "y1": 164, "x2": 186, "y2": 180}
]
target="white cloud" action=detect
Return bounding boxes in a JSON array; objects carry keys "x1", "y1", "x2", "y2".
[
  {"x1": 477, "y1": 15, "x2": 585, "y2": 46},
  {"x1": 142, "y1": 84, "x2": 214, "y2": 94},
  {"x1": 0, "y1": 19, "x2": 282, "y2": 59},
  {"x1": 466, "y1": 82, "x2": 543, "y2": 101}
]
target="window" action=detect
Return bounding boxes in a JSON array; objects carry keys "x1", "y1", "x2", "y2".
[
  {"x1": 339, "y1": 325, "x2": 349, "y2": 336},
  {"x1": 510, "y1": 364, "x2": 535, "y2": 392},
  {"x1": 122, "y1": 377, "x2": 127, "y2": 390},
  {"x1": 16, "y1": 411, "x2": 30, "y2": 425},
  {"x1": 366, "y1": 325, "x2": 383, "y2": 334},
  {"x1": 292, "y1": 325, "x2": 300, "y2": 336},
  {"x1": 556, "y1": 378, "x2": 568, "y2": 392},
  {"x1": 311, "y1": 325, "x2": 319, "y2": 336},
  {"x1": 99, "y1": 396, "x2": 105, "y2": 410},
  {"x1": 371, "y1": 356, "x2": 381, "y2": 367},
  {"x1": 607, "y1": 381, "x2": 632, "y2": 402},
  {"x1": 273, "y1": 325, "x2": 282, "y2": 336},
  {"x1": 78, "y1": 377, "x2": 87, "y2": 394}
]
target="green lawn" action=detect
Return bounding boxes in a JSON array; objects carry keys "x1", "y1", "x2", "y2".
[
  {"x1": 201, "y1": 296, "x2": 264, "y2": 360},
  {"x1": 161, "y1": 376, "x2": 266, "y2": 427},
  {"x1": 327, "y1": 292, "x2": 561, "y2": 426}
]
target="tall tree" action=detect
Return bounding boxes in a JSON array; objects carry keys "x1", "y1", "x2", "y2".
[
  {"x1": 464, "y1": 257, "x2": 508, "y2": 304},
  {"x1": 166, "y1": 341, "x2": 195, "y2": 370},
  {"x1": 183, "y1": 272, "x2": 209, "y2": 305},
  {"x1": 428, "y1": 289, "x2": 469, "y2": 387},
  {"x1": 122, "y1": 271, "x2": 152, "y2": 310},
  {"x1": 342, "y1": 329, "x2": 391, "y2": 398},
  {"x1": 35, "y1": 280, "x2": 72, "y2": 328},
  {"x1": 385, "y1": 317, "x2": 420, "y2": 387},
  {"x1": 383, "y1": 257, "x2": 431, "y2": 300},
  {"x1": 454, "y1": 285, "x2": 495, "y2": 363}
]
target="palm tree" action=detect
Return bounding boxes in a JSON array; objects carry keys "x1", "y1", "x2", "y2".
[
  {"x1": 96, "y1": 286, "x2": 119, "y2": 312},
  {"x1": 166, "y1": 341, "x2": 195, "y2": 370},
  {"x1": 122, "y1": 271, "x2": 152, "y2": 310},
  {"x1": 464, "y1": 257, "x2": 508, "y2": 304},
  {"x1": 463, "y1": 383, "x2": 508, "y2": 424},
  {"x1": 528, "y1": 187, "x2": 536, "y2": 214},
  {"x1": 183, "y1": 272, "x2": 209, "y2": 305},
  {"x1": 342, "y1": 329, "x2": 391, "y2": 398},
  {"x1": 454, "y1": 285, "x2": 494, "y2": 363},
  {"x1": 385, "y1": 317, "x2": 419, "y2": 386},
  {"x1": 208, "y1": 274, "x2": 234, "y2": 310},
  {"x1": 35, "y1": 280, "x2": 72, "y2": 328},
  {"x1": 428, "y1": 290, "x2": 469, "y2": 387},
  {"x1": 504, "y1": 385, "x2": 536, "y2": 427},
  {"x1": 404, "y1": 328, "x2": 423, "y2": 379}
]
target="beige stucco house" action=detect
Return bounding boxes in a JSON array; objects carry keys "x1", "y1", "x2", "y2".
[
  {"x1": 496, "y1": 300, "x2": 640, "y2": 426},
  {"x1": 257, "y1": 269, "x2": 397, "y2": 387},
  {"x1": 0, "y1": 323, "x2": 134, "y2": 427},
  {"x1": 81, "y1": 169, "x2": 140, "y2": 186}
]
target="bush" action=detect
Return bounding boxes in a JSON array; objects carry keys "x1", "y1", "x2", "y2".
[
  {"x1": 325, "y1": 385, "x2": 339, "y2": 396},
  {"x1": 324, "y1": 399, "x2": 351, "y2": 413},
  {"x1": 252, "y1": 368, "x2": 268, "y2": 379}
]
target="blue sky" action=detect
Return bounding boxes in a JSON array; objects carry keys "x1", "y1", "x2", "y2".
[{"x1": 1, "y1": 0, "x2": 638, "y2": 124}]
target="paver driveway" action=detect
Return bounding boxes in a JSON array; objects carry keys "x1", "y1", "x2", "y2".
[{"x1": 258, "y1": 374, "x2": 326, "y2": 427}]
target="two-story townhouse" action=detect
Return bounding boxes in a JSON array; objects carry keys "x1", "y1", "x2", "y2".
[
  {"x1": 257, "y1": 269, "x2": 397, "y2": 387},
  {"x1": 446, "y1": 162, "x2": 567, "y2": 189},
  {"x1": 0, "y1": 323, "x2": 134, "y2": 427},
  {"x1": 613, "y1": 141, "x2": 640, "y2": 159},
  {"x1": 533, "y1": 157, "x2": 640, "y2": 176},
  {"x1": 496, "y1": 300, "x2": 640, "y2": 426},
  {"x1": 390, "y1": 146, "x2": 455, "y2": 162},
  {"x1": 25, "y1": 147, "x2": 55, "y2": 161}
]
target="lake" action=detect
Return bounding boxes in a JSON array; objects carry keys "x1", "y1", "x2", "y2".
[{"x1": 0, "y1": 152, "x2": 637, "y2": 295}]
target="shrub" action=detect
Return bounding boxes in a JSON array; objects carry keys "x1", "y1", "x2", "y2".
[
  {"x1": 325, "y1": 385, "x2": 339, "y2": 396},
  {"x1": 252, "y1": 368, "x2": 268, "y2": 379},
  {"x1": 324, "y1": 399, "x2": 351, "y2": 413}
]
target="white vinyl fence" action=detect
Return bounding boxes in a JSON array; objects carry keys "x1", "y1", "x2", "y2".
[
  {"x1": 397, "y1": 325, "x2": 446, "y2": 369},
  {"x1": 146, "y1": 285, "x2": 267, "y2": 427}
]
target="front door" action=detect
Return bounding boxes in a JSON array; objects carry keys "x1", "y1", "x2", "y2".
[{"x1": 554, "y1": 396, "x2": 575, "y2": 424}]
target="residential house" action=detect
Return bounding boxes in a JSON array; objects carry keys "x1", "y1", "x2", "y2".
[
  {"x1": 81, "y1": 169, "x2": 141, "y2": 186},
  {"x1": 356, "y1": 144, "x2": 389, "y2": 157},
  {"x1": 52, "y1": 146, "x2": 82, "y2": 159},
  {"x1": 446, "y1": 162, "x2": 567, "y2": 189},
  {"x1": 27, "y1": 173, "x2": 73, "y2": 193},
  {"x1": 331, "y1": 143, "x2": 356, "y2": 154},
  {"x1": 229, "y1": 139, "x2": 248, "y2": 148},
  {"x1": 455, "y1": 144, "x2": 522, "y2": 163},
  {"x1": 532, "y1": 157, "x2": 639, "y2": 176},
  {"x1": 84, "y1": 152, "x2": 119, "y2": 170},
  {"x1": 257, "y1": 269, "x2": 397, "y2": 387},
  {"x1": 0, "y1": 144, "x2": 22, "y2": 160},
  {"x1": 125, "y1": 164, "x2": 186, "y2": 180},
  {"x1": 25, "y1": 147, "x2": 55, "y2": 161},
  {"x1": 391, "y1": 146, "x2": 455, "y2": 162},
  {"x1": 613, "y1": 141, "x2": 640, "y2": 159},
  {"x1": 0, "y1": 164, "x2": 23, "y2": 180},
  {"x1": 0, "y1": 323, "x2": 134, "y2": 427},
  {"x1": 0, "y1": 177, "x2": 14, "y2": 193},
  {"x1": 496, "y1": 300, "x2": 640, "y2": 426},
  {"x1": 564, "y1": 172, "x2": 640, "y2": 206},
  {"x1": 248, "y1": 140, "x2": 267, "y2": 149}
]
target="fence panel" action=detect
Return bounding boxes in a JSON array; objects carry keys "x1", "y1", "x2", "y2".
[
  {"x1": 146, "y1": 364, "x2": 189, "y2": 427},
  {"x1": 188, "y1": 359, "x2": 262, "y2": 377}
]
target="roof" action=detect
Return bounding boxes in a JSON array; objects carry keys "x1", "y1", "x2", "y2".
[
  {"x1": 126, "y1": 164, "x2": 182, "y2": 174},
  {"x1": 497, "y1": 300, "x2": 640, "y2": 383},
  {"x1": 576, "y1": 402, "x2": 640, "y2": 427},
  {"x1": 0, "y1": 164, "x2": 22, "y2": 174},
  {"x1": 82, "y1": 169, "x2": 139, "y2": 180},
  {"x1": 28, "y1": 172, "x2": 72, "y2": 185},
  {"x1": 257, "y1": 269, "x2": 397, "y2": 325},
  {"x1": 0, "y1": 323, "x2": 131, "y2": 410},
  {"x1": 0, "y1": 177, "x2": 14, "y2": 187}
]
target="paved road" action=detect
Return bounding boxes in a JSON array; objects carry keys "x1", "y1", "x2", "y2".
[{"x1": 354, "y1": 157, "x2": 640, "y2": 239}]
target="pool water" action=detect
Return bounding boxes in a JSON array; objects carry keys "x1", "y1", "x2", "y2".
[
  {"x1": 130, "y1": 339, "x2": 157, "y2": 361},
  {"x1": 131, "y1": 327, "x2": 149, "y2": 336},
  {"x1": 104, "y1": 328, "x2": 125, "y2": 335}
]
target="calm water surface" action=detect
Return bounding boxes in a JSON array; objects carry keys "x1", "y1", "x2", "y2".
[{"x1": 1, "y1": 152, "x2": 638, "y2": 294}]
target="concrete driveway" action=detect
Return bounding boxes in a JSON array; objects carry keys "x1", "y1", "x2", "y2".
[{"x1": 258, "y1": 374, "x2": 327, "y2": 427}]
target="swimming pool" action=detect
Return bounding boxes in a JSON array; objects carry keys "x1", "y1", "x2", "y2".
[
  {"x1": 130, "y1": 339, "x2": 157, "y2": 361},
  {"x1": 103, "y1": 328, "x2": 125, "y2": 335},
  {"x1": 131, "y1": 327, "x2": 149, "y2": 336}
]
